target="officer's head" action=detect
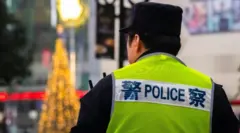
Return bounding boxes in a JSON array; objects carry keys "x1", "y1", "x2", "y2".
[{"x1": 120, "y1": 2, "x2": 183, "y2": 64}]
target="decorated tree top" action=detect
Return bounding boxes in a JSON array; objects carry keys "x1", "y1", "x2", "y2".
[{"x1": 38, "y1": 38, "x2": 80, "y2": 133}]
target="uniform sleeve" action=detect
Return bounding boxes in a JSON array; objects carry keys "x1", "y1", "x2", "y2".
[
  {"x1": 70, "y1": 75, "x2": 112, "y2": 133},
  {"x1": 212, "y1": 83, "x2": 239, "y2": 133}
]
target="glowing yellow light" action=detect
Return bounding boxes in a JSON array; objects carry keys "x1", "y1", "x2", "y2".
[
  {"x1": 58, "y1": 0, "x2": 83, "y2": 21},
  {"x1": 57, "y1": 0, "x2": 89, "y2": 28}
]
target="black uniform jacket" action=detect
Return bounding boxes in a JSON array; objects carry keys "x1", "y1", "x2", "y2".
[{"x1": 71, "y1": 51, "x2": 239, "y2": 133}]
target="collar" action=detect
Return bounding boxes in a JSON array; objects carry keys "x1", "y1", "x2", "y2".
[
  {"x1": 135, "y1": 50, "x2": 186, "y2": 66},
  {"x1": 136, "y1": 50, "x2": 156, "y2": 61}
]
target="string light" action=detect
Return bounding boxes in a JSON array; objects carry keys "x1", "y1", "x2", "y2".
[{"x1": 38, "y1": 39, "x2": 80, "y2": 133}]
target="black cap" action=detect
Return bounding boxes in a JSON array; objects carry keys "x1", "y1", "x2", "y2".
[{"x1": 120, "y1": 2, "x2": 183, "y2": 37}]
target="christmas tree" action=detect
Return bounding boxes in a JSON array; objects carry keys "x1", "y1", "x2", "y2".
[{"x1": 38, "y1": 39, "x2": 80, "y2": 133}]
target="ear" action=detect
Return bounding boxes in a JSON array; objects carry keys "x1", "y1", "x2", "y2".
[{"x1": 132, "y1": 34, "x2": 140, "y2": 48}]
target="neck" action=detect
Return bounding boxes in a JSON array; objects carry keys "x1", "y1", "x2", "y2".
[{"x1": 135, "y1": 49, "x2": 160, "y2": 62}]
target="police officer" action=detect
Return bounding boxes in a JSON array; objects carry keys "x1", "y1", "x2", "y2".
[{"x1": 71, "y1": 2, "x2": 238, "y2": 133}]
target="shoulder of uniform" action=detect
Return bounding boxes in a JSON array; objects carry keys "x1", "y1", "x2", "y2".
[
  {"x1": 89, "y1": 74, "x2": 112, "y2": 92},
  {"x1": 186, "y1": 67, "x2": 213, "y2": 89},
  {"x1": 213, "y1": 82, "x2": 223, "y2": 89},
  {"x1": 187, "y1": 67, "x2": 211, "y2": 79},
  {"x1": 114, "y1": 64, "x2": 134, "y2": 73},
  {"x1": 100, "y1": 74, "x2": 112, "y2": 84}
]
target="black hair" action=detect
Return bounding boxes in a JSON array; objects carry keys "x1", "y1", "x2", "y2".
[{"x1": 128, "y1": 33, "x2": 181, "y2": 56}]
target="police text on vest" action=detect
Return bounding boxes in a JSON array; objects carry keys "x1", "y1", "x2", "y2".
[{"x1": 115, "y1": 79, "x2": 212, "y2": 111}]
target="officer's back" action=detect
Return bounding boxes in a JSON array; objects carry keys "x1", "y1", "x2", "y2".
[{"x1": 71, "y1": 2, "x2": 239, "y2": 133}]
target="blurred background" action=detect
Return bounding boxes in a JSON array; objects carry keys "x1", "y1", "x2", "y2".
[{"x1": 0, "y1": 0, "x2": 239, "y2": 132}]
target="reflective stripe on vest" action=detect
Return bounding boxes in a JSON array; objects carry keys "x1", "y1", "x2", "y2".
[{"x1": 107, "y1": 53, "x2": 214, "y2": 133}]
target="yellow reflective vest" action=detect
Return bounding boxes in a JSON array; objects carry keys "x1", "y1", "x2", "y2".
[{"x1": 107, "y1": 53, "x2": 214, "y2": 133}]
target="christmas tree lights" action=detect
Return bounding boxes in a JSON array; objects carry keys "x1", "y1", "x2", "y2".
[{"x1": 38, "y1": 39, "x2": 80, "y2": 133}]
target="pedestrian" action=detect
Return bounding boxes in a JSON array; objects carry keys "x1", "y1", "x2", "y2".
[{"x1": 71, "y1": 2, "x2": 239, "y2": 133}]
